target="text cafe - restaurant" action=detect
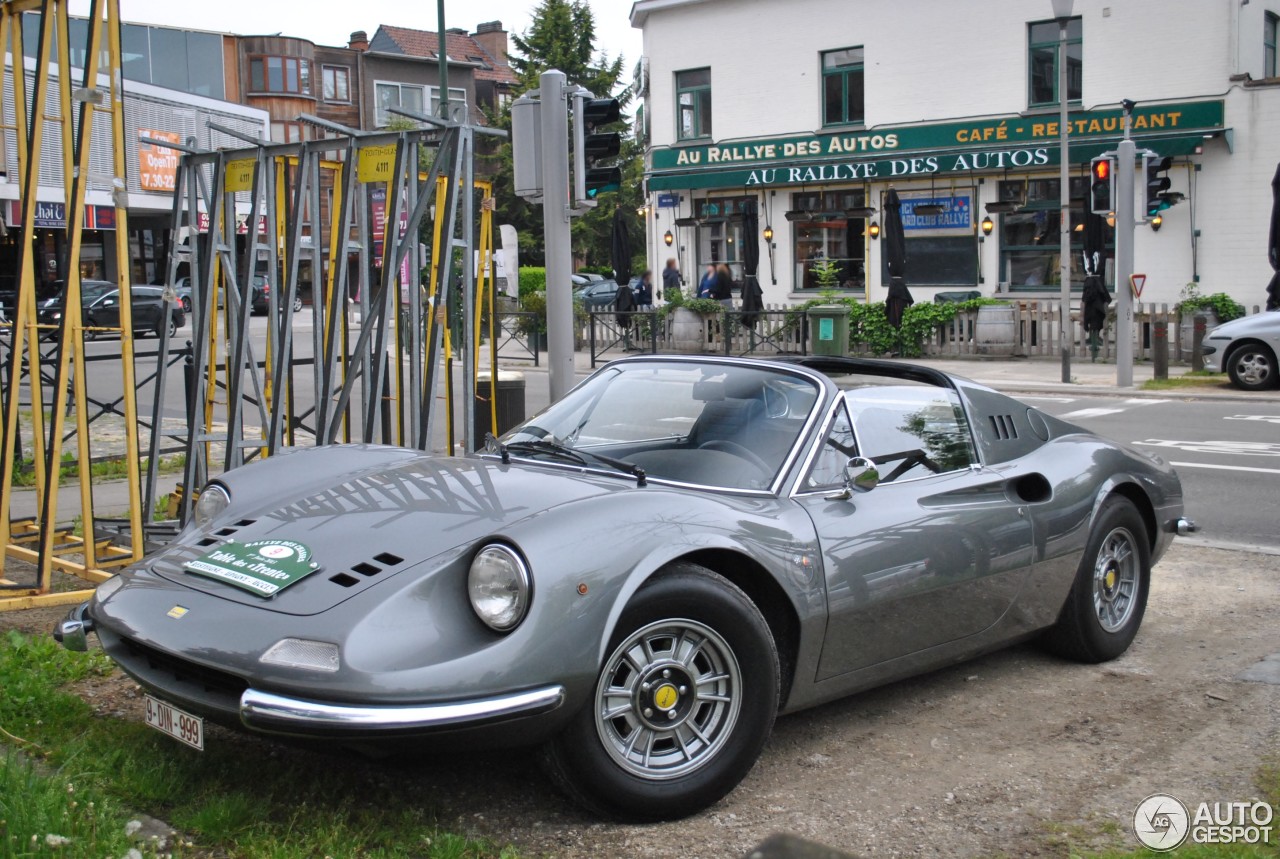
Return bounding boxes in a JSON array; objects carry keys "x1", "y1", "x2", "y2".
[{"x1": 645, "y1": 99, "x2": 1226, "y2": 304}]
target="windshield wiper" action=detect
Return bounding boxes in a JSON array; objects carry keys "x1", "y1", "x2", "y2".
[{"x1": 504, "y1": 439, "x2": 646, "y2": 487}]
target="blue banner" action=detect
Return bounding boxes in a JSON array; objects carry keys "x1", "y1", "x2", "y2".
[{"x1": 901, "y1": 195, "x2": 972, "y2": 230}]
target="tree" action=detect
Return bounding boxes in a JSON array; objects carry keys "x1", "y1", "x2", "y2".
[{"x1": 484, "y1": 0, "x2": 640, "y2": 274}]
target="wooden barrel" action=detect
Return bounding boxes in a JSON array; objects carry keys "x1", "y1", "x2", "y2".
[{"x1": 974, "y1": 304, "x2": 1017, "y2": 355}]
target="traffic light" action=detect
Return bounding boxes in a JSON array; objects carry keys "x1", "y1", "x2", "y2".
[
  {"x1": 1089, "y1": 156, "x2": 1115, "y2": 216},
  {"x1": 1143, "y1": 154, "x2": 1173, "y2": 216},
  {"x1": 573, "y1": 95, "x2": 622, "y2": 204}
]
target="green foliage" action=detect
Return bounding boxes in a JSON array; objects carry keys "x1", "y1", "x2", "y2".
[
  {"x1": 780, "y1": 296, "x2": 1006, "y2": 357},
  {"x1": 682, "y1": 298, "x2": 728, "y2": 315},
  {"x1": 515, "y1": 290, "x2": 587, "y2": 336},
  {"x1": 1179, "y1": 291, "x2": 1245, "y2": 322},
  {"x1": 810, "y1": 259, "x2": 843, "y2": 291},
  {"x1": 517, "y1": 266, "x2": 546, "y2": 298},
  {"x1": 0, "y1": 753, "x2": 137, "y2": 858}
]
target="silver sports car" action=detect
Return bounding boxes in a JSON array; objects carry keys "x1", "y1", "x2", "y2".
[{"x1": 56, "y1": 355, "x2": 1193, "y2": 820}]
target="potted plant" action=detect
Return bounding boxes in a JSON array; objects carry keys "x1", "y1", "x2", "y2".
[
  {"x1": 516, "y1": 290, "x2": 548, "y2": 351},
  {"x1": 1176, "y1": 283, "x2": 1245, "y2": 351},
  {"x1": 661, "y1": 289, "x2": 725, "y2": 353}
]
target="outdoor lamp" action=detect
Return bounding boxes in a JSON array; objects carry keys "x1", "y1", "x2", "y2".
[
  {"x1": 663, "y1": 230, "x2": 674, "y2": 246},
  {"x1": 1074, "y1": 222, "x2": 1084, "y2": 232},
  {"x1": 763, "y1": 225, "x2": 773, "y2": 242},
  {"x1": 1106, "y1": 212, "x2": 1116, "y2": 228},
  {"x1": 1150, "y1": 213, "x2": 1163, "y2": 232},
  {"x1": 868, "y1": 221, "x2": 880, "y2": 239},
  {"x1": 980, "y1": 215, "x2": 994, "y2": 236}
]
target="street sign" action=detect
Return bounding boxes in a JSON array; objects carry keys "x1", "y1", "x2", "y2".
[
  {"x1": 657, "y1": 193, "x2": 680, "y2": 208},
  {"x1": 1129, "y1": 273, "x2": 1146, "y2": 298}
]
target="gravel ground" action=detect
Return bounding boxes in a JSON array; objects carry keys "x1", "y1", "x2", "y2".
[{"x1": 3, "y1": 542, "x2": 1277, "y2": 858}]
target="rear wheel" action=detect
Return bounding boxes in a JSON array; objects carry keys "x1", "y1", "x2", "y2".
[
  {"x1": 540, "y1": 563, "x2": 778, "y2": 821},
  {"x1": 1226, "y1": 342, "x2": 1277, "y2": 391},
  {"x1": 292, "y1": 295, "x2": 303, "y2": 313},
  {"x1": 1040, "y1": 496, "x2": 1150, "y2": 663}
]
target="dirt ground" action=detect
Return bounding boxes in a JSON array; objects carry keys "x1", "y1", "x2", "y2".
[{"x1": 3, "y1": 542, "x2": 1278, "y2": 858}]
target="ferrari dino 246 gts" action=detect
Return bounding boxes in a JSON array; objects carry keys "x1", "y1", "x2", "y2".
[{"x1": 56, "y1": 356, "x2": 1194, "y2": 820}]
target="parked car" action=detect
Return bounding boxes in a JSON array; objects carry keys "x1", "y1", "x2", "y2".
[
  {"x1": 1201, "y1": 311, "x2": 1280, "y2": 390},
  {"x1": 37, "y1": 282, "x2": 185, "y2": 340},
  {"x1": 170, "y1": 276, "x2": 303, "y2": 316},
  {"x1": 573, "y1": 278, "x2": 621, "y2": 309},
  {"x1": 55, "y1": 355, "x2": 1191, "y2": 821}
]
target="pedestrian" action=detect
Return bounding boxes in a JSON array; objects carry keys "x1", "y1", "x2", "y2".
[
  {"x1": 634, "y1": 270, "x2": 654, "y2": 309},
  {"x1": 662, "y1": 258, "x2": 681, "y2": 301},
  {"x1": 712, "y1": 263, "x2": 734, "y2": 307},
  {"x1": 697, "y1": 264, "x2": 716, "y2": 299}
]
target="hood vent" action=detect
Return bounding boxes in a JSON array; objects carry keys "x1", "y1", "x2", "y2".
[
  {"x1": 196, "y1": 519, "x2": 258, "y2": 547},
  {"x1": 989, "y1": 415, "x2": 1019, "y2": 441},
  {"x1": 328, "y1": 551, "x2": 405, "y2": 588}
]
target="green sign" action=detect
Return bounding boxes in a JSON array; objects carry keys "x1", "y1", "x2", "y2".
[
  {"x1": 185, "y1": 540, "x2": 320, "y2": 598},
  {"x1": 819, "y1": 318, "x2": 834, "y2": 341},
  {"x1": 650, "y1": 100, "x2": 1224, "y2": 172}
]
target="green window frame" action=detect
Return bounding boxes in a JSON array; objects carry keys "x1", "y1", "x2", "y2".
[
  {"x1": 822, "y1": 47, "x2": 865, "y2": 127},
  {"x1": 1266, "y1": 12, "x2": 1278, "y2": 79},
  {"x1": 676, "y1": 68, "x2": 712, "y2": 141},
  {"x1": 1028, "y1": 17, "x2": 1082, "y2": 108}
]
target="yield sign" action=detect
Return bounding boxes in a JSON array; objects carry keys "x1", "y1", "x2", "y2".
[{"x1": 1129, "y1": 273, "x2": 1147, "y2": 298}]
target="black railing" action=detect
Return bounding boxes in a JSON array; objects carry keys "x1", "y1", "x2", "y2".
[
  {"x1": 495, "y1": 311, "x2": 541, "y2": 365},
  {"x1": 588, "y1": 308, "x2": 661, "y2": 367}
]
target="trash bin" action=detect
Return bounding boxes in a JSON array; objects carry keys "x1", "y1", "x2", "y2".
[
  {"x1": 808, "y1": 305, "x2": 850, "y2": 357},
  {"x1": 933, "y1": 290, "x2": 982, "y2": 304},
  {"x1": 473, "y1": 370, "x2": 526, "y2": 449}
]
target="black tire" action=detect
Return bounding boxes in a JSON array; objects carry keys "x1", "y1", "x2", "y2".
[
  {"x1": 1040, "y1": 496, "x2": 1150, "y2": 663},
  {"x1": 181, "y1": 296, "x2": 192, "y2": 313},
  {"x1": 1225, "y1": 342, "x2": 1278, "y2": 391},
  {"x1": 292, "y1": 296, "x2": 303, "y2": 313},
  {"x1": 539, "y1": 563, "x2": 779, "y2": 821}
]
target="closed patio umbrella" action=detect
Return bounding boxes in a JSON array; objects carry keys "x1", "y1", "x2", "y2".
[
  {"x1": 740, "y1": 202, "x2": 764, "y2": 328},
  {"x1": 1267, "y1": 162, "x2": 1280, "y2": 311},
  {"x1": 610, "y1": 207, "x2": 633, "y2": 295},
  {"x1": 883, "y1": 188, "x2": 913, "y2": 330},
  {"x1": 1080, "y1": 210, "x2": 1111, "y2": 362}
]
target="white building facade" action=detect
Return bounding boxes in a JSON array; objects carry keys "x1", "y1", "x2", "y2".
[{"x1": 630, "y1": 0, "x2": 1280, "y2": 308}]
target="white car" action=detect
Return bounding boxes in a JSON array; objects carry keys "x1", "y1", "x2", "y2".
[{"x1": 1202, "y1": 311, "x2": 1280, "y2": 390}]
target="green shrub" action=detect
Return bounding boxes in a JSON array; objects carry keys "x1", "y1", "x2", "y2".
[
  {"x1": 1179, "y1": 291, "x2": 1245, "y2": 322},
  {"x1": 518, "y1": 266, "x2": 546, "y2": 297}
]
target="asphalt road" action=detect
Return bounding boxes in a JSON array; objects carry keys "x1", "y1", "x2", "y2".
[{"x1": 1024, "y1": 393, "x2": 1280, "y2": 553}]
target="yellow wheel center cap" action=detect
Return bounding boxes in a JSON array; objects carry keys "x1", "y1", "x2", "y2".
[
  {"x1": 653, "y1": 683, "x2": 679, "y2": 711},
  {"x1": 1104, "y1": 569, "x2": 1117, "y2": 590}
]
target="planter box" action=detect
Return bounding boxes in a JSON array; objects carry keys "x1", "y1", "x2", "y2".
[
  {"x1": 668, "y1": 307, "x2": 713, "y2": 353},
  {"x1": 974, "y1": 304, "x2": 1017, "y2": 355}
]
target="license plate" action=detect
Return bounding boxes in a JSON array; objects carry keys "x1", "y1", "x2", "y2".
[{"x1": 143, "y1": 694, "x2": 204, "y2": 751}]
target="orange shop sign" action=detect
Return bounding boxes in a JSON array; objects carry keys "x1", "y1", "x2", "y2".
[{"x1": 138, "y1": 129, "x2": 182, "y2": 191}]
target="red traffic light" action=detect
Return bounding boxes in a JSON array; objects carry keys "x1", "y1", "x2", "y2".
[{"x1": 1092, "y1": 159, "x2": 1110, "y2": 180}]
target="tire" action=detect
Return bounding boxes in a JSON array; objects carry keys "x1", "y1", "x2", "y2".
[
  {"x1": 181, "y1": 296, "x2": 192, "y2": 313},
  {"x1": 292, "y1": 296, "x2": 303, "y2": 313},
  {"x1": 1225, "y1": 342, "x2": 1277, "y2": 391},
  {"x1": 1040, "y1": 496, "x2": 1150, "y2": 663},
  {"x1": 539, "y1": 563, "x2": 779, "y2": 821}
]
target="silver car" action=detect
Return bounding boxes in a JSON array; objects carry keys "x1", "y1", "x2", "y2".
[{"x1": 1202, "y1": 311, "x2": 1280, "y2": 390}]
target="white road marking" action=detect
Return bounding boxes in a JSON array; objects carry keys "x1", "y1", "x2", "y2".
[
  {"x1": 1018, "y1": 396, "x2": 1077, "y2": 403},
  {"x1": 1225, "y1": 414, "x2": 1280, "y2": 424},
  {"x1": 1137, "y1": 439, "x2": 1280, "y2": 457},
  {"x1": 1170, "y1": 460, "x2": 1280, "y2": 476},
  {"x1": 1059, "y1": 407, "x2": 1127, "y2": 419}
]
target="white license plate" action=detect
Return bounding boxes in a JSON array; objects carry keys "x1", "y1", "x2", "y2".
[{"x1": 143, "y1": 694, "x2": 204, "y2": 751}]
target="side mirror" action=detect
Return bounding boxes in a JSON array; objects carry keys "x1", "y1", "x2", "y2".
[{"x1": 826, "y1": 456, "x2": 879, "y2": 501}]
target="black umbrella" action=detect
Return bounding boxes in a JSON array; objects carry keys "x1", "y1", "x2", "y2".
[
  {"x1": 882, "y1": 188, "x2": 913, "y2": 329},
  {"x1": 1267, "y1": 162, "x2": 1280, "y2": 312},
  {"x1": 611, "y1": 207, "x2": 633, "y2": 293},
  {"x1": 740, "y1": 202, "x2": 764, "y2": 328},
  {"x1": 1080, "y1": 210, "x2": 1111, "y2": 362}
]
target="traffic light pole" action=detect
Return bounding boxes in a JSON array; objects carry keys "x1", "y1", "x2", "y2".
[
  {"x1": 539, "y1": 70, "x2": 575, "y2": 402},
  {"x1": 1057, "y1": 15, "x2": 1072, "y2": 385},
  {"x1": 1115, "y1": 109, "x2": 1136, "y2": 388}
]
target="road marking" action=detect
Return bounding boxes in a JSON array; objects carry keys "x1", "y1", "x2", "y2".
[
  {"x1": 1137, "y1": 439, "x2": 1280, "y2": 456},
  {"x1": 1225, "y1": 414, "x2": 1280, "y2": 424},
  {"x1": 1058, "y1": 399, "x2": 1168, "y2": 420},
  {"x1": 1018, "y1": 396, "x2": 1077, "y2": 403},
  {"x1": 1170, "y1": 460, "x2": 1280, "y2": 475}
]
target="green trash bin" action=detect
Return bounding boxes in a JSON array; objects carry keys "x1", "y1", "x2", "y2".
[
  {"x1": 474, "y1": 370, "x2": 526, "y2": 449},
  {"x1": 808, "y1": 305, "x2": 850, "y2": 357}
]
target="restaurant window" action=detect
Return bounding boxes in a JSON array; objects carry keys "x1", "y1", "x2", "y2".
[
  {"x1": 250, "y1": 56, "x2": 312, "y2": 95},
  {"x1": 821, "y1": 47, "x2": 865, "y2": 127},
  {"x1": 1028, "y1": 17, "x2": 1082, "y2": 108},
  {"x1": 791, "y1": 190, "x2": 867, "y2": 292},
  {"x1": 694, "y1": 197, "x2": 752, "y2": 284},
  {"x1": 1001, "y1": 177, "x2": 1111, "y2": 292},
  {"x1": 676, "y1": 68, "x2": 712, "y2": 140},
  {"x1": 374, "y1": 81, "x2": 425, "y2": 127},
  {"x1": 322, "y1": 65, "x2": 350, "y2": 102},
  {"x1": 1266, "y1": 12, "x2": 1278, "y2": 78}
]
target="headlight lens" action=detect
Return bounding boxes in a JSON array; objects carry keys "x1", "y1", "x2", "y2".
[
  {"x1": 467, "y1": 544, "x2": 530, "y2": 632},
  {"x1": 193, "y1": 483, "x2": 230, "y2": 529}
]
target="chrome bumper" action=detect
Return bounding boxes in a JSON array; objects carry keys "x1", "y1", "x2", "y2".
[
  {"x1": 52, "y1": 602, "x2": 94, "y2": 652},
  {"x1": 239, "y1": 685, "x2": 567, "y2": 735}
]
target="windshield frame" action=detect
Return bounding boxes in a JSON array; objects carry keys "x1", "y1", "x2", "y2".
[{"x1": 484, "y1": 356, "x2": 831, "y2": 496}]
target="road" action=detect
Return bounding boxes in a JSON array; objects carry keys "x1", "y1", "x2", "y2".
[{"x1": 1024, "y1": 394, "x2": 1280, "y2": 553}]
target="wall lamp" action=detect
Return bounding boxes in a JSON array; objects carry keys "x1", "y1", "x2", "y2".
[
  {"x1": 1106, "y1": 212, "x2": 1116, "y2": 228},
  {"x1": 980, "y1": 215, "x2": 994, "y2": 236},
  {"x1": 1150, "y1": 213, "x2": 1163, "y2": 232},
  {"x1": 663, "y1": 230, "x2": 674, "y2": 246},
  {"x1": 868, "y1": 221, "x2": 880, "y2": 239},
  {"x1": 763, "y1": 225, "x2": 773, "y2": 242}
]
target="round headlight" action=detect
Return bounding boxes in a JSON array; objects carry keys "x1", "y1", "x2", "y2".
[
  {"x1": 193, "y1": 483, "x2": 230, "y2": 529},
  {"x1": 467, "y1": 544, "x2": 530, "y2": 632}
]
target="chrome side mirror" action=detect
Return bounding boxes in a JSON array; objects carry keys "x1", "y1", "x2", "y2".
[{"x1": 826, "y1": 456, "x2": 879, "y2": 500}]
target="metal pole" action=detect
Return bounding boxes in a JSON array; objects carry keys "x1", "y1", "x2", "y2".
[
  {"x1": 1115, "y1": 108, "x2": 1136, "y2": 388},
  {"x1": 1057, "y1": 14, "x2": 1072, "y2": 383},
  {"x1": 437, "y1": 0, "x2": 449, "y2": 117},
  {"x1": 540, "y1": 70, "x2": 574, "y2": 402}
]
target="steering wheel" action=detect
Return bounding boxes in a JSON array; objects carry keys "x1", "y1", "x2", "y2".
[{"x1": 698, "y1": 439, "x2": 772, "y2": 473}]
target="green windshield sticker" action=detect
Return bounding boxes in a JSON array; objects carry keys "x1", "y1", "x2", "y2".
[{"x1": 185, "y1": 540, "x2": 320, "y2": 598}]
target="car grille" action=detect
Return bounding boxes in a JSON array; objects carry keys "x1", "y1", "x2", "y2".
[{"x1": 118, "y1": 635, "x2": 249, "y2": 700}]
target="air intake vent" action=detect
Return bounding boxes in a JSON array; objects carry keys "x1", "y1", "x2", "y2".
[
  {"x1": 329, "y1": 552, "x2": 405, "y2": 587},
  {"x1": 989, "y1": 415, "x2": 1019, "y2": 440},
  {"x1": 211, "y1": 519, "x2": 257, "y2": 538}
]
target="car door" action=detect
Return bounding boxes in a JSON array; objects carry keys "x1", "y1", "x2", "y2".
[
  {"x1": 794, "y1": 387, "x2": 1035, "y2": 680},
  {"x1": 132, "y1": 287, "x2": 163, "y2": 329},
  {"x1": 90, "y1": 290, "x2": 122, "y2": 329}
]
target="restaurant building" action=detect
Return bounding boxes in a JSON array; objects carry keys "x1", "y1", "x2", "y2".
[{"x1": 630, "y1": 0, "x2": 1280, "y2": 307}]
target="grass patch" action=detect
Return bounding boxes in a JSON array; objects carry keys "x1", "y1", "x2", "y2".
[
  {"x1": 1141, "y1": 371, "x2": 1230, "y2": 391},
  {"x1": 11, "y1": 453, "x2": 186, "y2": 488},
  {"x1": 0, "y1": 753, "x2": 140, "y2": 858},
  {"x1": 0, "y1": 630, "x2": 516, "y2": 858}
]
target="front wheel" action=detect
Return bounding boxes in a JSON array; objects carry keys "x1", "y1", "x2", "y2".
[
  {"x1": 1040, "y1": 496, "x2": 1150, "y2": 663},
  {"x1": 540, "y1": 563, "x2": 779, "y2": 821},
  {"x1": 1226, "y1": 343, "x2": 1277, "y2": 391}
]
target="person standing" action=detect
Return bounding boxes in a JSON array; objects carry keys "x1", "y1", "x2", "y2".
[
  {"x1": 697, "y1": 264, "x2": 716, "y2": 298},
  {"x1": 635, "y1": 271, "x2": 654, "y2": 309},
  {"x1": 661, "y1": 258, "x2": 681, "y2": 301},
  {"x1": 712, "y1": 263, "x2": 734, "y2": 307}
]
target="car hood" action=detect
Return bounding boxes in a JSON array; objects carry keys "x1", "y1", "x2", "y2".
[
  {"x1": 149, "y1": 452, "x2": 624, "y2": 616},
  {"x1": 1207, "y1": 311, "x2": 1280, "y2": 339}
]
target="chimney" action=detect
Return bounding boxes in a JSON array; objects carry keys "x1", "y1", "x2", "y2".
[
  {"x1": 348, "y1": 30, "x2": 369, "y2": 51},
  {"x1": 472, "y1": 20, "x2": 508, "y2": 67}
]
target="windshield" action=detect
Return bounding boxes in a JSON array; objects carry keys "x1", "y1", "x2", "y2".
[{"x1": 500, "y1": 361, "x2": 822, "y2": 491}]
